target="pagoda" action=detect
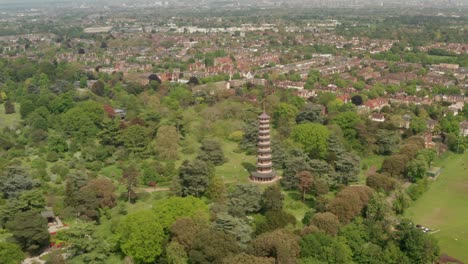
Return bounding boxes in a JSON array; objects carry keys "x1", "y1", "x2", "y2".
[{"x1": 250, "y1": 111, "x2": 277, "y2": 182}]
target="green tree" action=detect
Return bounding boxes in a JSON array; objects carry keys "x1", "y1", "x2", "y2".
[
  {"x1": 156, "y1": 125, "x2": 179, "y2": 160},
  {"x1": 0, "y1": 167, "x2": 35, "y2": 199},
  {"x1": 375, "y1": 129, "x2": 400, "y2": 155},
  {"x1": 396, "y1": 220, "x2": 439, "y2": 264},
  {"x1": 213, "y1": 212, "x2": 253, "y2": 245},
  {"x1": 118, "y1": 211, "x2": 165, "y2": 263},
  {"x1": 154, "y1": 196, "x2": 209, "y2": 230},
  {"x1": 406, "y1": 156, "x2": 427, "y2": 182},
  {"x1": 409, "y1": 116, "x2": 427, "y2": 134},
  {"x1": 311, "y1": 212, "x2": 341, "y2": 236},
  {"x1": 56, "y1": 221, "x2": 110, "y2": 263},
  {"x1": 291, "y1": 123, "x2": 330, "y2": 159},
  {"x1": 227, "y1": 184, "x2": 262, "y2": 217},
  {"x1": 6, "y1": 210, "x2": 50, "y2": 254},
  {"x1": 0, "y1": 242, "x2": 24, "y2": 264},
  {"x1": 166, "y1": 241, "x2": 188, "y2": 264},
  {"x1": 197, "y1": 138, "x2": 225, "y2": 166},
  {"x1": 252, "y1": 229, "x2": 300, "y2": 264},
  {"x1": 300, "y1": 232, "x2": 353, "y2": 264},
  {"x1": 297, "y1": 171, "x2": 314, "y2": 201},
  {"x1": 119, "y1": 125, "x2": 150, "y2": 153},
  {"x1": 178, "y1": 159, "x2": 212, "y2": 197},
  {"x1": 261, "y1": 184, "x2": 284, "y2": 211},
  {"x1": 189, "y1": 228, "x2": 242, "y2": 264},
  {"x1": 296, "y1": 103, "x2": 324, "y2": 124}
]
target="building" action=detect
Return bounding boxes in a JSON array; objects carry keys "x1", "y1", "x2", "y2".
[
  {"x1": 370, "y1": 112, "x2": 385, "y2": 122},
  {"x1": 250, "y1": 112, "x2": 277, "y2": 183},
  {"x1": 460, "y1": 121, "x2": 468, "y2": 137}
]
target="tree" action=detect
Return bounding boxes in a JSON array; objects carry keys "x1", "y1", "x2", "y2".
[
  {"x1": 166, "y1": 241, "x2": 188, "y2": 264},
  {"x1": 56, "y1": 221, "x2": 110, "y2": 263},
  {"x1": 381, "y1": 154, "x2": 410, "y2": 178},
  {"x1": 118, "y1": 211, "x2": 165, "y2": 264},
  {"x1": 213, "y1": 212, "x2": 253, "y2": 245},
  {"x1": 261, "y1": 184, "x2": 284, "y2": 211},
  {"x1": 148, "y1": 74, "x2": 162, "y2": 84},
  {"x1": 189, "y1": 228, "x2": 242, "y2": 264},
  {"x1": 396, "y1": 220, "x2": 439, "y2": 264},
  {"x1": 4, "y1": 100, "x2": 15, "y2": 114},
  {"x1": 154, "y1": 196, "x2": 209, "y2": 230},
  {"x1": 256, "y1": 210, "x2": 296, "y2": 235},
  {"x1": 197, "y1": 138, "x2": 225, "y2": 166},
  {"x1": 351, "y1": 95, "x2": 363, "y2": 106},
  {"x1": 171, "y1": 218, "x2": 207, "y2": 252},
  {"x1": 61, "y1": 103, "x2": 103, "y2": 141},
  {"x1": 375, "y1": 130, "x2": 400, "y2": 155},
  {"x1": 227, "y1": 184, "x2": 262, "y2": 216},
  {"x1": 406, "y1": 156, "x2": 427, "y2": 182},
  {"x1": 297, "y1": 171, "x2": 314, "y2": 201},
  {"x1": 291, "y1": 123, "x2": 330, "y2": 159},
  {"x1": 409, "y1": 116, "x2": 427, "y2": 134},
  {"x1": 120, "y1": 125, "x2": 150, "y2": 153},
  {"x1": 296, "y1": 103, "x2": 324, "y2": 124},
  {"x1": 334, "y1": 152, "x2": 360, "y2": 185},
  {"x1": 366, "y1": 174, "x2": 398, "y2": 193},
  {"x1": 328, "y1": 186, "x2": 374, "y2": 223},
  {"x1": 91, "y1": 80, "x2": 105, "y2": 96},
  {"x1": 19, "y1": 99, "x2": 35, "y2": 118},
  {"x1": 121, "y1": 166, "x2": 139, "y2": 203},
  {"x1": 80, "y1": 178, "x2": 117, "y2": 209},
  {"x1": 0, "y1": 167, "x2": 35, "y2": 199},
  {"x1": 64, "y1": 170, "x2": 88, "y2": 204},
  {"x1": 188, "y1": 76, "x2": 199, "y2": 85},
  {"x1": 273, "y1": 103, "x2": 299, "y2": 135},
  {"x1": 0, "y1": 242, "x2": 24, "y2": 264},
  {"x1": 252, "y1": 229, "x2": 300, "y2": 264},
  {"x1": 178, "y1": 159, "x2": 212, "y2": 197},
  {"x1": 156, "y1": 126, "x2": 179, "y2": 160},
  {"x1": 300, "y1": 232, "x2": 353, "y2": 264},
  {"x1": 6, "y1": 210, "x2": 50, "y2": 254},
  {"x1": 311, "y1": 212, "x2": 341, "y2": 236},
  {"x1": 331, "y1": 111, "x2": 361, "y2": 140},
  {"x1": 222, "y1": 253, "x2": 275, "y2": 264}
]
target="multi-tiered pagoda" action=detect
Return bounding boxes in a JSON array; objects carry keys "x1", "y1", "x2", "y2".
[{"x1": 250, "y1": 112, "x2": 277, "y2": 182}]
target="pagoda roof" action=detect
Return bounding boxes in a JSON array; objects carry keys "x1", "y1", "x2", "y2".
[{"x1": 259, "y1": 112, "x2": 270, "y2": 119}]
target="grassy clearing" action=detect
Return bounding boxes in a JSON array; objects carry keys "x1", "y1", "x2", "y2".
[
  {"x1": 0, "y1": 103, "x2": 21, "y2": 129},
  {"x1": 357, "y1": 155, "x2": 385, "y2": 184},
  {"x1": 284, "y1": 190, "x2": 312, "y2": 227},
  {"x1": 405, "y1": 152, "x2": 468, "y2": 262},
  {"x1": 216, "y1": 140, "x2": 256, "y2": 184}
]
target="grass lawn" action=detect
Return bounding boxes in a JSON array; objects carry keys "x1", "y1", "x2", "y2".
[
  {"x1": 214, "y1": 140, "x2": 257, "y2": 184},
  {"x1": 405, "y1": 152, "x2": 468, "y2": 262},
  {"x1": 0, "y1": 103, "x2": 21, "y2": 129},
  {"x1": 284, "y1": 190, "x2": 311, "y2": 227},
  {"x1": 357, "y1": 155, "x2": 385, "y2": 184}
]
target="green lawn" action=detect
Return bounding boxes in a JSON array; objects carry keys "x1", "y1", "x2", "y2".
[
  {"x1": 0, "y1": 103, "x2": 21, "y2": 129},
  {"x1": 405, "y1": 152, "x2": 468, "y2": 262},
  {"x1": 357, "y1": 155, "x2": 385, "y2": 184},
  {"x1": 214, "y1": 140, "x2": 256, "y2": 184}
]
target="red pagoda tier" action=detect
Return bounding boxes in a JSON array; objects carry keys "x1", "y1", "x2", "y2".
[{"x1": 250, "y1": 112, "x2": 278, "y2": 182}]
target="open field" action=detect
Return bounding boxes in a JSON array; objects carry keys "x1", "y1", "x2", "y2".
[
  {"x1": 216, "y1": 140, "x2": 257, "y2": 184},
  {"x1": 405, "y1": 152, "x2": 468, "y2": 262},
  {"x1": 357, "y1": 154, "x2": 385, "y2": 184},
  {"x1": 0, "y1": 103, "x2": 21, "y2": 129}
]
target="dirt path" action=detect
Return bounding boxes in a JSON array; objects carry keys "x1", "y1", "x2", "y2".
[{"x1": 136, "y1": 187, "x2": 170, "y2": 193}]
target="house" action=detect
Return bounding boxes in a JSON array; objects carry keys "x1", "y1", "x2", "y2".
[
  {"x1": 114, "y1": 109, "x2": 127, "y2": 119},
  {"x1": 448, "y1": 102, "x2": 464, "y2": 116},
  {"x1": 427, "y1": 119, "x2": 438, "y2": 132},
  {"x1": 369, "y1": 112, "x2": 385, "y2": 122},
  {"x1": 423, "y1": 133, "x2": 436, "y2": 149},
  {"x1": 364, "y1": 98, "x2": 389, "y2": 112},
  {"x1": 460, "y1": 121, "x2": 468, "y2": 137}
]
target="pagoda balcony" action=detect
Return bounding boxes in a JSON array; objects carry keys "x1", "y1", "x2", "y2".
[
  {"x1": 256, "y1": 168, "x2": 273, "y2": 174},
  {"x1": 258, "y1": 141, "x2": 271, "y2": 147},
  {"x1": 258, "y1": 154, "x2": 272, "y2": 159},
  {"x1": 257, "y1": 148, "x2": 271, "y2": 153},
  {"x1": 258, "y1": 135, "x2": 270, "y2": 140}
]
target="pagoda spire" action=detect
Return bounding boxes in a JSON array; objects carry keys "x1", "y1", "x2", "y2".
[{"x1": 250, "y1": 110, "x2": 277, "y2": 183}]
